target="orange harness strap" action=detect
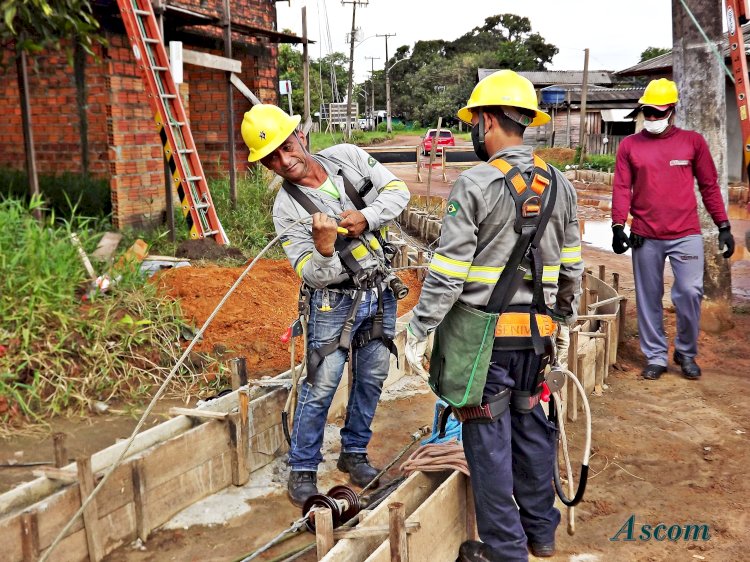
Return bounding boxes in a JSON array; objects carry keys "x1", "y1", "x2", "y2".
[{"x1": 494, "y1": 312, "x2": 557, "y2": 338}]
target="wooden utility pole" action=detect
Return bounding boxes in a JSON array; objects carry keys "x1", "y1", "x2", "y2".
[
  {"x1": 377, "y1": 33, "x2": 396, "y2": 132},
  {"x1": 302, "y1": 7, "x2": 311, "y2": 141},
  {"x1": 16, "y1": 43, "x2": 41, "y2": 221},
  {"x1": 672, "y1": 0, "x2": 732, "y2": 306},
  {"x1": 577, "y1": 48, "x2": 590, "y2": 166},
  {"x1": 223, "y1": 0, "x2": 237, "y2": 206}
]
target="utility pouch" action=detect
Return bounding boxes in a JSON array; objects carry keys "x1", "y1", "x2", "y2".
[{"x1": 428, "y1": 301, "x2": 498, "y2": 408}]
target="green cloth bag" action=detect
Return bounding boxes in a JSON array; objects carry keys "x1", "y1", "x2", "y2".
[{"x1": 428, "y1": 300, "x2": 498, "y2": 408}]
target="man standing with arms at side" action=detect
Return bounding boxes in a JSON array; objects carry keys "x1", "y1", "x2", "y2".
[
  {"x1": 240, "y1": 104, "x2": 410, "y2": 506},
  {"x1": 611, "y1": 79, "x2": 735, "y2": 381},
  {"x1": 405, "y1": 70, "x2": 583, "y2": 561}
]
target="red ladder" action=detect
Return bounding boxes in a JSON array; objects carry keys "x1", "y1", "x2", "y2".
[{"x1": 116, "y1": 0, "x2": 229, "y2": 244}]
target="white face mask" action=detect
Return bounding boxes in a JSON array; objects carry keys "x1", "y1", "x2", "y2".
[{"x1": 643, "y1": 114, "x2": 671, "y2": 135}]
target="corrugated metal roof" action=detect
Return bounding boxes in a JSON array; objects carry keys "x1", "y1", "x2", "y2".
[
  {"x1": 477, "y1": 69, "x2": 613, "y2": 86},
  {"x1": 616, "y1": 22, "x2": 750, "y2": 76}
]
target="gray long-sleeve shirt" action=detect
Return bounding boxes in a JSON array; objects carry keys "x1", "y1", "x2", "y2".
[
  {"x1": 272, "y1": 143, "x2": 410, "y2": 289},
  {"x1": 409, "y1": 145, "x2": 583, "y2": 340}
]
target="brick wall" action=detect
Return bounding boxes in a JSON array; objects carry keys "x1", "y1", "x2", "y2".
[
  {"x1": 0, "y1": 46, "x2": 109, "y2": 177},
  {"x1": 0, "y1": 0, "x2": 281, "y2": 229}
]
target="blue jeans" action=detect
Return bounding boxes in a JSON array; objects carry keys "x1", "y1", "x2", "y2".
[{"x1": 289, "y1": 287, "x2": 396, "y2": 471}]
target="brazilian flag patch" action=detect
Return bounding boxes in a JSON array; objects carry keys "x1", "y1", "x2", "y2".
[
  {"x1": 446, "y1": 200, "x2": 461, "y2": 216},
  {"x1": 367, "y1": 156, "x2": 377, "y2": 168}
]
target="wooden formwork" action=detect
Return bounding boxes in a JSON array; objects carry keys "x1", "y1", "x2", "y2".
[
  {"x1": 0, "y1": 324, "x2": 413, "y2": 562},
  {"x1": 319, "y1": 470, "x2": 474, "y2": 562}
]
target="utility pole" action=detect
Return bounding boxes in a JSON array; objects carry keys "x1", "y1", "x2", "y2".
[
  {"x1": 343, "y1": 1, "x2": 367, "y2": 140},
  {"x1": 377, "y1": 33, "x2": 396, "y2": 133},
  {"x1": 577, "y1": 48, "x2": 590, "y2": 166},
  {"x1": 302, "y1": 7, "x2": 311, "y2": 142},
  {"x1": 673, "y1": 0, "x2": 731, "y2": 308},
  {"x1": 366, "y1": 55, "x2": 379, "y2": 128}
]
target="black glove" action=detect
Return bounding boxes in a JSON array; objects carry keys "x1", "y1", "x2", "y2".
[
  {"x1": 612, "y1": 224, "x2": 630, "y2": 254},
  {"x1": 629, "y1": 232, "x2": 645, "y2": 249},
  {"x1": 718, "y1": 221, "x2": 735, "y2": 259}
]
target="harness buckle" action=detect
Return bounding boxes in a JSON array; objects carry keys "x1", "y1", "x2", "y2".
[{"x1": 522, "y1": 195, "x2": 542, "y2": 218}]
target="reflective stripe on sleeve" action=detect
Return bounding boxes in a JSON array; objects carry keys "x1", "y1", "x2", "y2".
[
  {"x1": 382, "y1": 179, "x2": 409, "y2": 192},
  {"x1": 295, "y1": 252, "x2": 312, "y2": 276},
  {"x1": 429, "y1": 253, "x2": 470, "y2": 279},
  {"x1": 351, "y1": 243, "x2": 369, "y2": 261},
  {"x1": 561, "y1": 245, "x2": 582, "y2": 263},
  {"x1": 523, "y1": 264, "x2": 560, "y2": 283}
]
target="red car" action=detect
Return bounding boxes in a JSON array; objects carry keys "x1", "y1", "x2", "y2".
[{"x1": 421, "y1": 129, "x2": 455, "y2": 156}]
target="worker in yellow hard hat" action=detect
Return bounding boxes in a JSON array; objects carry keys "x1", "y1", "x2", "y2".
[
  {"x1": 612, "y1": 78, "x2": 734, "y2": 381},
  {"x1": 405, "y1": 69, "x2": 583, "y2": 560},
  {"x1": 241, "y1": 103, "x2": 410, "y2": 507}
]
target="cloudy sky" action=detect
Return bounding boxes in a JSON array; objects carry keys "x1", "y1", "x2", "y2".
[{"x1": 277, "y1": 0, "x2": 676, "y2": 82}]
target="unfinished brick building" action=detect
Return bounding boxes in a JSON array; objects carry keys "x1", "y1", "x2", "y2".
[{"x1": 0, "y1": 0, "x2": 301, "y2": 228}]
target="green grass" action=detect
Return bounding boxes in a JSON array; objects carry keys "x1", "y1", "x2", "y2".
[
  {"x1": 0, "y1": 197, "x2": 208, "y2": 432},
  {"x1": 309, "y1": 129, "x2": 395, "y2": 152}
]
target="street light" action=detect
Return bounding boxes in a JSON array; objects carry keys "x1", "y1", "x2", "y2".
[{"x1": 386, "y1": 58, "x2": 407, "y2": 134}]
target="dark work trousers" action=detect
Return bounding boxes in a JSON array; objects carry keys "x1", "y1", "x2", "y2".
[{"x1": 462, "y1": 352, "x2": 560, "y2": 561}]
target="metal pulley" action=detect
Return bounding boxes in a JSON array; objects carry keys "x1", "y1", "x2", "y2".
[{"x1": 302, "y1": 485, "x2": 361, "y2": 532}]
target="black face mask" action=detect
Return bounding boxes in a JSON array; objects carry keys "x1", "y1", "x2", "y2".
[{"x1": 471, "y1": 112, "x2": 489, "y2": 161}]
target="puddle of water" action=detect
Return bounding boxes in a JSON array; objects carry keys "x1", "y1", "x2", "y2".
[{"x1": 580, "y1": 219, "x2": 629, "y2": 255}]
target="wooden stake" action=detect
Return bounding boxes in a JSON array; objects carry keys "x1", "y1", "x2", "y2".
[
  {"x1": 598, "y1": 264, "x2": 606, "y2": 281},
  {"x1": 52, "y1": 433, "x2": 68, "y2": 468},
  {"x1": 388, "y1": 502, "x2": 408, "y2": 562},
  {"x1": 315, "y1": 508, "x2": 334, "y2": 560},
  {"x1": 76, "y1": 457, "x2": 102, "y2": 562},
  {"x1": 611, "y1": 271, "x2": 620, "y2": 292},
  {"x1": 21, "y1": 511, "x2": 40, "y2": 562},
  {"x1": 230, "y1": 357, "x2": 248, "y2": 390},
  {"x1": 132, "y1": 457, "x2": 150, "y2": 541},
  {"x1": 230, "y1": 390, "x2": 250, "y2": 485},
  {"x1": 618, "y1": 298, "x2": 628, "y2": 344},
  {"x1": 567, "y1": 330, "x2": 579, "y2": 422},
  {"x1": 465, "y1": 478, "x2": 479, "y2": 541}
]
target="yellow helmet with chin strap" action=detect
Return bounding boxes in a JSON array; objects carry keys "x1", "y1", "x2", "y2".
[
  {"x1": 639, "y1": 78, "x2": 679, "y2": 107},
  {"x1": 457, "y1": 70, "x2": 550, "y2": 127},
  {"x1": 241, "y1": 104, "x2": 301, "y2": 162}
]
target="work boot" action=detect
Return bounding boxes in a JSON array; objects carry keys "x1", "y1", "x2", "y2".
[
  {"x1": 529, "y1": 542, "x2": 556, "y2": 558},
  {"x1": 337, "y1": 452, "x2": 380, "y2": 488},
  {"x1": 287, "y1": 471, "x2": 318, "y2": 507},
  {"x1": 641, "y1": 364, "x2": 666, "y2": 380},
  {"x1": 673, "y1": 351, "x2": 701, "y2": 380},
  {"x1": 456, "y1": 540, "x2": 502, "y2": 561}
]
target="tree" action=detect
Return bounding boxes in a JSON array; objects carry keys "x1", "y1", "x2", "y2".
[
  {"x1": 640, "y1": 46, "x2": 670, "y2": 62},
  {"x1": 2, "y1": 0, "x2": 103, "y2": 217}
]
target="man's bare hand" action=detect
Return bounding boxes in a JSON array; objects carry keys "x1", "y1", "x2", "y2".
[
  {"x1": 312, "y1": 212, "x2": 337, "y2": 256},
  {"x1": 339, "y1": 209, "x2": 368, "y2": 237}
]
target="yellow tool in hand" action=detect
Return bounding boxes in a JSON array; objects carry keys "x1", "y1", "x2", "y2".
[{"x1": 336, "y1": 226, "x2": 349, "y2": 235}]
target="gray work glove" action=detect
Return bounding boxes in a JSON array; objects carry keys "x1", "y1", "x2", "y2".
[{"x1": 405, "y1": 324, "x2": 429, "y2": 381}]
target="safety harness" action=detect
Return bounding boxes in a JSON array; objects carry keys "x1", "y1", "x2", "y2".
[
  {"x1": 446, "y1": 154, "x2": 558, "y2": 427},
  {"x1": 282, "y1": 168, "x2": 398, "y2": 384}
]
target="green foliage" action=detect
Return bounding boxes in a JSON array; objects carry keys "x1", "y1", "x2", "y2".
[
  {"x1": 1, "y1": 0, "x2": 104, "y2": 58},
  {"x1": 639, "y1": 46, "x2": 670, "y2": 63},
  {"x1": 0, "y1": 197, "x2": 200, "y2": 429},
  {"x1": 585, "y1": 154, "x2": 616, "y2": 172},
  {"x1": 0, "y1": 168, "x2": 111, "y2": 219}
]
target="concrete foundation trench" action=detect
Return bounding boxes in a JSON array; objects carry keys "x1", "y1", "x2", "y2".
[{"x1": 0, "y1": 204, "x2": 625, "y2": 562}]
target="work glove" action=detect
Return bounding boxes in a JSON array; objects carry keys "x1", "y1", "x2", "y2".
[
  {"x1": 611, "y1": 224, "x2": 630, "y2": 254},
  {"x1": 629, "y1": 232, "x2": 645, "y2": 249},
  {"x1": 404, "y1": 324, "x2": 429, "y2": 381},
  {"x1": 718, "y1": 221, "x2": 735, "y2": 259}
]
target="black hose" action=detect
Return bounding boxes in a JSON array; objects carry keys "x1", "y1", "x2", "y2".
[
  {"x1": 550, "y1": 394, "x2": 588, "y2": 506},
  {"x1": 282, "y1": 411, "x2": 292, "y2": 446}
]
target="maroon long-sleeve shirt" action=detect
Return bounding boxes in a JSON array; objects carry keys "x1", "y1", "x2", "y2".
[{"x1": 612, "y1": 126, "x2": 728, "y2": 239}]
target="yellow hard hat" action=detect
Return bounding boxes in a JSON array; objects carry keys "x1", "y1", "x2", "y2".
[
  {"x1": 241, "y1": 104, "x2": 301, "y2": 162},
  {"x1": 639, "y1": 78, "x2": 679, "y2": 108},
  {"x1": 457, "y1": 70, "x2": 550, "y2": 127}
]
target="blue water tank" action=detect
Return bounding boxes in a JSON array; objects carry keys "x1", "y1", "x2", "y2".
[{"x1": 541, "y1": 87, "x2": 566, "y2": 105}]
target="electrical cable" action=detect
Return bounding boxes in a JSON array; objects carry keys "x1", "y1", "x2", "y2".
[{"x1": 39, "y1": 217, "x2": 316, "y2": 562}]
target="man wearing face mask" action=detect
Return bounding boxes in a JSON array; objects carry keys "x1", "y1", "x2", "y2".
[
  {"x1": 405, "y1": 70, "x2": 583, "y2": 560},
  {"x1": 611, "y1": 78, "x2": 735, "y2": 381}
]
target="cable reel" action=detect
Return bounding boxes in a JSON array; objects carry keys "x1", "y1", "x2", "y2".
[{"x1": 302, "y1": 485, "x2": 361, "y2": 532}]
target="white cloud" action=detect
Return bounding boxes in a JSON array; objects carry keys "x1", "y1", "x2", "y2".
[{"x1": 277, "y1": 0, "x2": 673, "y2": 81}]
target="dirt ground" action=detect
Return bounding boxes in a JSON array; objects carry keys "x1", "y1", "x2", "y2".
[{"x1": 2, "y1": 155, "x2": 750, "y2": 561}]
